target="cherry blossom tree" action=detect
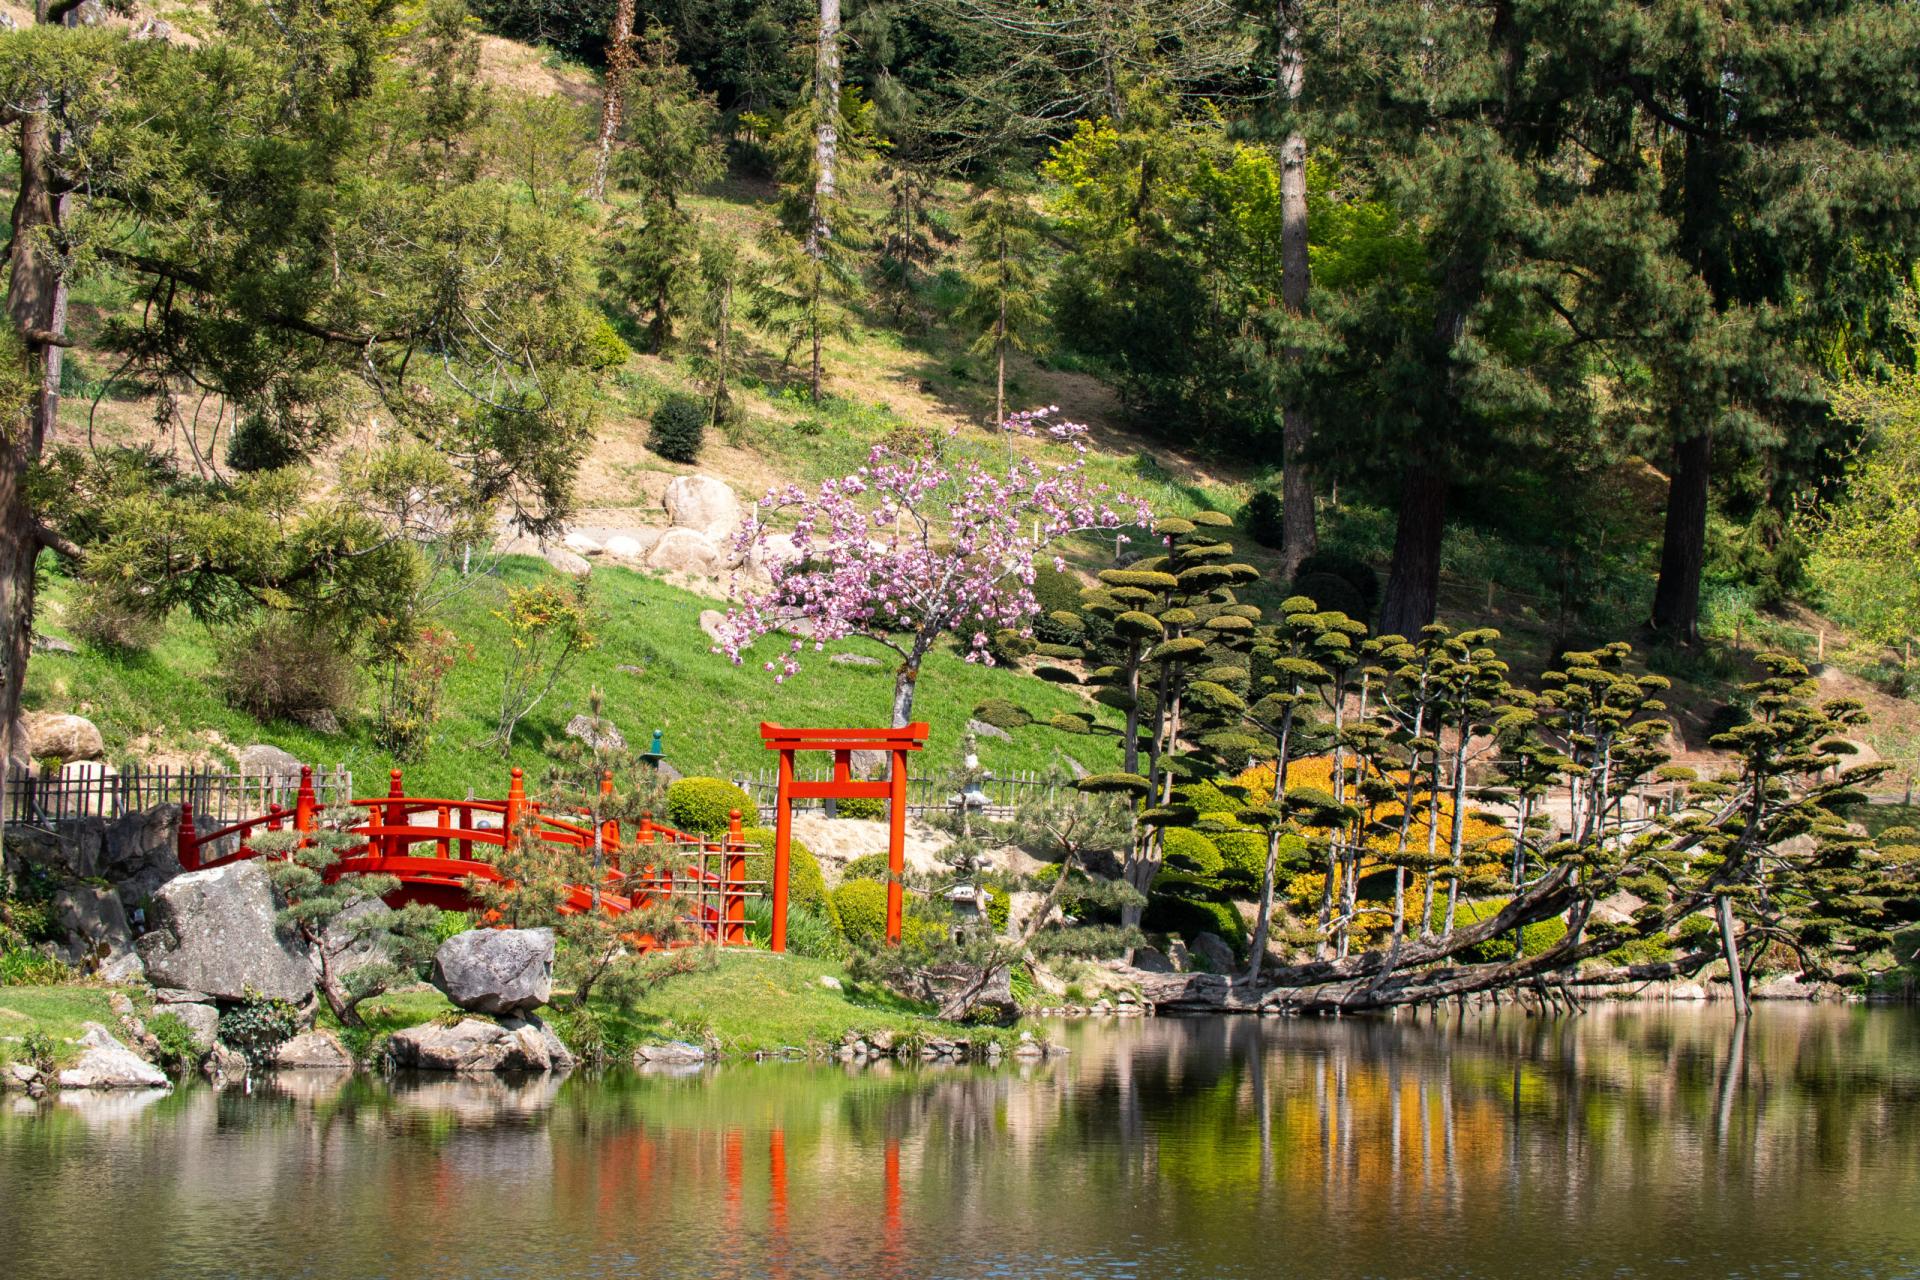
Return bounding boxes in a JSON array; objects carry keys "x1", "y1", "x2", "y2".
[{"x1": 715, "y1": 409, "x2": 1152, "y2": 726}]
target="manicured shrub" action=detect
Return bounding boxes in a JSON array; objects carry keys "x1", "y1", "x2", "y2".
[
  {"x1": 738, "y1": 826, "x2": 836, "y2": 928},
  {"x1": 1678, "y1": 912, "x2": 1718, "y2": 943},
  {"x1": 1143, "y1": 883, "x2": 1247, "y2": 959},
  {"x1": 1049, "y1": 711, "x2": 1094, "y2": 734},
  {"x1": 842, "y1": 851, "x2": 892, "y2": 882},
  {"x1": 834, "y1": 796, "x2": 886, "y2": 821},
  {"x1": 1161, "y1": 827, "x2": 1223, "y2": 877},
  {"x1": 584, "y1": 318, "x2": 633, "y2": 371},
  {"x1": 986, "y1": 886, "x2": 1011, "y2": 933},
  {"x1": 834, "y1": 878, "x2": 890, "y2": 949},
  {"x1": 973, "y1": 698, "x2": 1032, "y2": 730},
  {"x1": 1031, "y1": 562, "x2": 1086, "y2": 644},
  {"x1": 665, "y1": 776, "x2": 754, "y2": 836},
  {"x1": 224, "y1": 414, "x2": 302, "y2": 472},
  {"x1": 1213, "y1": 830, "x2": 1279, "y2": 894},
  {"x1": 1176, "y1": 780, "x2": 1242, "y2": 821},
  {"x1": 649, "y1": 393, "x2": 708, "y2": 463},
  {"x1": 217, "y1": 616, "x2": 359, "y2": 721},
  {"x1": 1240, "y1": 489, "x2": 1284, "y2": 548}
]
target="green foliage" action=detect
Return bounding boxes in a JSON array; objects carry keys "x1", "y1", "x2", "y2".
[
  {"x1": 1143, "y1": 888, "x2": 1248, "y2": 960},
  {"x1": 490, "y1": 573, "x2": 598, "y2": 752},
  {"x1": 431, "y1": 909, "x2": 474, "y2": 946},
  {"x1": 1290, "y1": 573, "x2": 1367, "y2": 625},
  {"x1": 146, "y1": 1011, "x2": 202, "y2": 1076},
  {"x1": 986, "y1": 886, "x2": 1012, "y2": 933},
  {"x1": 743, "y1": 899, "x2": 847, "y2": 961},
  {"x1": 1030, "y1": 563, "x2": 1087, "y2": 645},
  {"x1": 216, "y1": 616, "x2": 360, "y2": 722},
  {"x1": 666, "y1": 776, "x2": 754, "y2": 835},
  {"x1": 833, "y1": 878, "x2": 890, "y2": 950},
  {"x1": 834, "y1": 796, "x2": 886, "y2": 821},
  {"x1": 0, "y1": 947, "x2": 69, "y2": 986},
  {"x1": 1241, "y1": 490, "x2": 1284, "y2": 549},
  {"x1": 217, "y1": 994, "x2": 301, "y2": 1070},
  {"x1": 738, "y1": 826, "x2": 837, "y2": 929},
  {"x1": 973, "y1": 698, "x2": 1032, "y2": 730},
  {"x1": 1161, "y1": 827, "x2": 1223, "y2": 877},
  {"x1": 649, "y1": 393, "x2": 710, "y2": 463},
  {"x1": 64, "y1": 580, "x2": 161, "y2": 655}
]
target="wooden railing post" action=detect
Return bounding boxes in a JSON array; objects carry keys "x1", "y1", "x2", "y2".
[
  {"x1": 178, "y1": 800, "x2": 198, "y2": 870},
  {"x1": 504, "y1": 767, "x2": 526, "y2": 848},
  {"x1": 723, "y1": 808, "x2": 746, "y2": 946},
  {"x1": 385, "y1": 768, "x2": 405, "y2": 858}
]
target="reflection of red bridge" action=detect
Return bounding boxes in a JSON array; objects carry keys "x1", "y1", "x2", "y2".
[{"x1": 175, "y1": 765, "x2": 761, "y2": 948}]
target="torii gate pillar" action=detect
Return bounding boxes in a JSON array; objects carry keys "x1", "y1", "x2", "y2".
[{"x1": 759, "y1": 722, "x2": 930, "y2": 950}]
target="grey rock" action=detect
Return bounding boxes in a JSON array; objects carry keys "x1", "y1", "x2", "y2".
[
  {"x1": 31, "y1": 634, "x2": 77, "y2": 655},
  {"x1": 1166, "y1": 939, "x2": 1193, "y2": 972},
  {"x1": 159, "y1": 1002, "x2": 220, "y2": 1054},
  {"x1": 662, "y1": 474, "x2": 743, "y2": 541},
  {"x1": 236, "y1": 743, "x2": 303, "y2": 782},
  {"x1": 633, "y1": 1040, "x2": 707, "y2": 1065},
  {"x1": 1669, "y1": 982, "x2": 1710, "y2": 1001},
  {"x1": 293, "y1": 708, "x2": 342, "y2": 736},
  {"x1": 1191, "y1": 932, "x2": 1236, "y2": 975},
  {"x1": 849, "y1": 749, "x2": 888, "y2": 778},
  {"x1": 1061, "y1": 755, "x2": 1089, "y2": 780},
  {"x1": 564, "y1": 713, "x2": 626, "y2": 752},
  {"x1": 431, "y1": 928, "x2": 554, "y2": 1015},
  {"x1": 202, "y1": 1043, "x2": 249, "y2": 1086},
  {"x1": 53, "y1": 884, "x2": 138, "y2": 977},
  {"x1": 21, "y1": 710, "x2": 103, "y2": 762},
  {"x1": 832, "y1": 652, "x2": 883, "y2": 667},
  {"x1": 817, "y1": 974, "x2": 844, "y2": 991},
  {"x1": 151, "y1": 986, "x2": 213, "y2": 1005},
  {"x1": 129, "y1": 15, "x2": 173, "y2": 40},
  {"x1": 7, "y1": 1062, "x2": 37, "y2": 1087},
  {"x1": 698, "y1": 609, "x2": 729, "y2": 644},
  {"x1": 1130, "y1": 945, "x2": 1175, "y2": 974},
  {"x1": 135, "y1": 861, "x2": 315, "y2": 1003},
  {"x1": 56, "y1": 1023, "x2": 169, "y2": 1091},
  {"x1": 966, "y1": 718, "x2": 1011, "y2": 741},
  {"x1": 273, "y1": 1030, "x2": 355, "y2": 1071},
  {"x1": 495, "y1": 531, "x2": 591, "y2": 576},
  {"x1": 388, "y1": 1015, "x2": 571, "y2": 1074}
]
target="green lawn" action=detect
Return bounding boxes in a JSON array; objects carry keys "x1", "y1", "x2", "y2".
[
  {"x1": 28, "y1": 557, "x2": 1123, "y2": 801},
  {"x1": 0, "y1": 986, "x2": 128, "y2": 1065}
]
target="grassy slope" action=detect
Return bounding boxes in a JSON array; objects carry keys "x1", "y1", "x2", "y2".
[
  {"x1": 29, "y1": 556, "x2": 1122, "y2": 794},
  {"x1": 0, "y1": 987, "x2": 124, "y2": 1065}
]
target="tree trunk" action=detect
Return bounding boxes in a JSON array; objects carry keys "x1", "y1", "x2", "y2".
[
  {"x1": 889, "y1": 648, "x2": 922, "y2": 728},
  {"x1": 1651, "y1": 427, "x2": 1711, "y2": 643},
  {"x1": 587, "y1": 0, "x2": 638, "y2": 202},
  {"x1": 4, "y1": 104, "x2": 68, "y2": 778},
  {"x1": 1275, "y1": 0, "x2": 1316, "y2": 579},
  {"x1": 1120, "y1": 641, "x2": 1142, "y2": 775},
  {"x1": 1716, "y1": 892, "x2": 1750, "y2": 1017},
  {"x1": 1378, "y1": 460, "x2": 1447, "y2": 639},
  {"x1": 806, "y1": 0, "x2": 841, "y2": 259},
  {"x1": 1244, "y1": 703, "x2": 1296, "y2": 982}
]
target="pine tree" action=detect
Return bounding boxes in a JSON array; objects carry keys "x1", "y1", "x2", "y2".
[{"x1": 956, "y1": 181, "x2": 1047, "y2": 426}]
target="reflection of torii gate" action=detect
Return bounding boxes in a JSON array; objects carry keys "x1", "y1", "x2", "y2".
[{"x1": 760, "y1": 722, "x2": 929, "y2": 950}]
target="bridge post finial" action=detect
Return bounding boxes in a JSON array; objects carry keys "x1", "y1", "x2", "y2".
[
  {"x1": 295, "y1": 765, "x2": 316, "y2": 839},
  {"x1": 505, "y1": 766, "x2": 526, "y2": 846},
  {"x1": 384, "y1": 767, "x2": 405, "y2": 858}
]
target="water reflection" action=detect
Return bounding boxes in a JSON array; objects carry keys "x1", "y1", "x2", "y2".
[{"x1": 1, "y1": 1005, "x2": 1916, "y2": 1279}]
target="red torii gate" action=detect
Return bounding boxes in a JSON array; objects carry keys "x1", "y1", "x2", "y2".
[{"x1": 760, "y1": 722, "x2": 929, "y2": 950}]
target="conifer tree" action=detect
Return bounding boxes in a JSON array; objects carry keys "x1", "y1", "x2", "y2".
[{"x1": 957, "y1": 181, "x2": 1047, "y2": 427}]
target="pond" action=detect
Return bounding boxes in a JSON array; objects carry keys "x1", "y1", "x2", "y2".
[{"x1": 3, "y1": 1005, "x2": 1918, "y2": 1279}]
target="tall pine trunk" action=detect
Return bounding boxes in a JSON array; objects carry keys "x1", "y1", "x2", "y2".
[
  {"x1": 4, "y1": 104, "x2": 67, "y2": 778},
  {"x1": 806, "y1": 0, "x2": 840, "y2": 259},
  {"x1": 1275, "y1": 0, "x2": 1316, "y2": 578},
  {"x1": 587, "y1": 0, "x2": 638, "y2": 202},
  {"x1": 1378, "y1": 460, "x2": 1447, "y2": 638},
  {"x1": 1651, "y1": 427, "x2": 1711, "y2": 642}
]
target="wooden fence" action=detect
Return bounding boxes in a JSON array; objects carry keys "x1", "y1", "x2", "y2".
[
  {"x1": 730, "y1": 767, "x2": 1068, "y2": 820},
  {"x1": 3, "y1": 764, "x2": 354, "y2": 827}
]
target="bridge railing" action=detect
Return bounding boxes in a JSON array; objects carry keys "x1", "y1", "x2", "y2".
[{"x1": 177, "y1": 765, "x2": 766, "y2": 948}]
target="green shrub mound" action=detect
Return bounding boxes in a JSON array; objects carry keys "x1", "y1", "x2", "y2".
[
  {"x1": 834, "y1": 796, "x2": 886, "y2": 821},
  {"x1": 1142, "y1": 883, "x2": 1248, "y2": 961},
  {"x1": 834, "y1": 878, "x2": 890, "y2": 949},
  {"x1": 666, "y1": 776, "x2": 754, "y2": 835},
  {"x1": 1453, "y1": 899, "x2": 1571, "y2": 963},
  {"x1": 1031, "y1": 563, "x2": 1087, "y2": 644},
  {"x1": 1240, "y1": 490, "x2": 1284, "y2": 548},
  {"x1": 1049, "y1": 711, "x2": 1094, "y2": 733},
  {"x1": 1160, "y1": 827, "x2": 1223, "y2": 877},
  {"x1": 650, "y1": 393, "x2": 708, "y2": 463},
  {"x1": 842, "y1": 851, "x2": 893, "y2": 882},
  {"x1": 1213, "y1": 830, "x2": 1281, "y2": 894},
  {"x1": 974, "y1": 698, "x2": 1032, "y2": 730},
  {"x1": 738, "y1": 826, "x2": 837, "y2": 929}
]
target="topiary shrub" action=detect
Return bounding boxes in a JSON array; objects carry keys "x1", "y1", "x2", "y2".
[
  {"x1": 1295, "y1": 551, "x2": 1380, "y2": 621},
  {"x1": 1031, "y1": 562, "x2": 1086, "y2": 644},
  {"x1": 649, "y1": 393, "x2": 708, "y2": 463},
  {"x1": 1049, "y1": 711, "x2": 1094, "y2": 734},
  {"x1": 1289, "y1": 572, "x2": 1366, "y2": 622},
  {"x1": 1240, "y1": 490, "x2": 1284, "y2": 548},
  {"x1": 986, "y1": 886, "x2": 1011, "y2": 933},
  {"x1": 584, "y1": 318, "x2": 633, "y2": 371},
  {"x1": 842, "y1": 851, "x2": 892, "y2": 882},
  {"x1": 216, "y1": 616, "x2": 359, "y2": 722},
  {"x1": 666, "y1": 777, "x2": 755, "y2": 836},
  {"x1": 834, "y1": 878, "x2": 890, "y2": 949},
  {"x1": 1213, "y1": 830, "x2": 1291, "y2": 895},
  {"x1": 834, "y1": 796, "x2": 886, "y2": 821},
  {"x1": 1160, "y1": 828, "x2": 1223, "y2": 878},
  {"x1": 974, "y1": 698, "x2": 1032, "y2": 730},
  {"x1": 738, "y1": 826, "x2": 837, "y2": 928}
]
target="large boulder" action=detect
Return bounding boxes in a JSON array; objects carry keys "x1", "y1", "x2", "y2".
[
  {"x1": 273, "y1": 1029, "x2": 355, "y2": 1070},
  {"x1": 135, "y1": 861, "x2": 315, "y2": 1003},
  {"x1": 236, "y1": 743, "x2": 303, "y2": 783},
  {"x1": 52, "y1": 885, "x2": 142, "y2": 982},
  {"x1": 160, "y1": 1002, "x2": 220, "y2": 1053},
  {"x1": 662, "y1": 474, "x2": 742, "y2": 541},
  {"x1": 646, "y1": 528, "x2": 722, "y2": 576},
  {"x1": 57, "y1": 1023, "x2": 169, "y2": 1090},
  {"x1": 1191, "y1": 932, "x2": 1237, "y2": 975},
  {"x1": 387, "y1": 1015, "x2": 573, "y2": 1074},
  {"x1": 431, "y1": 928, "x2": 554, "y2": 1015},
  {"x1": 564, "y1": 714, "x2": 626, "y2": 752},
  {"x1": 21, "y1": 710, "x2": 103, "y2": 762}
]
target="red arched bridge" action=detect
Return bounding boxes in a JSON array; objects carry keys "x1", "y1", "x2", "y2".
[{"x1": 177, "y1": 765, "x2": 759, "y2": 949}]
